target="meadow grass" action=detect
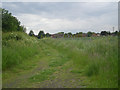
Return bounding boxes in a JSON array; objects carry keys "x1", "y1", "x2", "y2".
[
  {"x1": 2, "y1": 32, "x2": 118, "y2": 88},
  {"x1": 2, "y1": 32, "x2": 42, "y2": 70},
  {"x1": 29, "y1": 68, "x2": 56, "y2": 82},
  {"x1": 43, "y1": 36, "x2": 118, "y2": 87}
]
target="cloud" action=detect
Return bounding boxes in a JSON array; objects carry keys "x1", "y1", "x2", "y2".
[
  {"x1": 2, "y1": 0, "x2": 119, "y2": 2},
  {"x1": 17, "y1": 12, "x2": 117, "y2": 34},
  {"x1": 2, "y1": 2, "x2": 118, "y2": 34}
]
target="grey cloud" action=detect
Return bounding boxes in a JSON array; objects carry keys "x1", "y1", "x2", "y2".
[
  {"x1": 2, "y1": 2, "x2": 117, "y2": 19},
  {"x1": 2, "y1": 2, "x2": 118, "y2": 34}
]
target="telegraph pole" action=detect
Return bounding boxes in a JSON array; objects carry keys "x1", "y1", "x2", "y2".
[{"x1": 113, "y1": 27, "x2": 114, "y2": 32}]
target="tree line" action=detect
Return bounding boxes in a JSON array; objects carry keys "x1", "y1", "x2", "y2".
[
  {"x1": 29, "y1": 30, "x2": 119, "y2": 39},
  {"x1": 29, "y1": 30, "x2": 51, "y2": 39}
]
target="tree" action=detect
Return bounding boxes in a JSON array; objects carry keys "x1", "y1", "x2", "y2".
[
  {"x1": 64, "y1": 33, "x2": 68, "y2": 37},
  {"x1": 79, "y1": 32, "x2": 83, "y2": 34},
  {"x1": 2, "y1": 8, "x2": 25, "y2": 32},
  {"x1": 100, "y1": 31, "x2": 109, "y2": 36},
  {"x1": 68, "y1": 32, "x2": 72, "y2": 37},
  {"x1": 58, "y1": 32, "x2": 64, "y2": 34},
  {"x1": 18, "y1": 25, "x2": 26, "y2": 33},
  {"x1": 29, "y1": 30, "x2": 34, "y2": 36},
  {"x1": 87, "y1": 31, "x2": 92, "y2": 37},
  {"x1": 113, "y1": 31, "x2": 118, "y2": 36},
  {"x1": 38, "y1": 31, "x2": 45, "y2": 39},
  {"x1": 46, "y1": 33, "x2": 51, "y2": 37},
  {"x1": 68, "y1": 32, "x2": 72, "y2": 35},
  {"x1": 75, "y1": 32, "x2": 83, "y2": 37}
]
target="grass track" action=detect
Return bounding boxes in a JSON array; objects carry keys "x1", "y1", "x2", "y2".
[{"x1": 3, "y1": 40, "x2": 85, "y2": 88}]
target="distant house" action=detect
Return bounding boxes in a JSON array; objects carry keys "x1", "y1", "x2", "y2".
[
  {"x1": 51, "y1": 34, "x2": 57, "y2": 38},
  {"x1": 51, "y1": 33, "x2": 64, "y2": 38},
  {"x1": 82, "y1": 33, "x2": 87, "y2": 37},
  {"x1": 97, "y1": 33, "x2": 100, "y2": 36},
  {"x1": 92, "y1": 33, "x2": 98, "y2": 37}
]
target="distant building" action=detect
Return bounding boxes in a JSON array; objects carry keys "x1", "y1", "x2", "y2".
[
  {"x1": 51, "y1": 32, "x2": 101, "y2": 38},
  {"x1": 82, "y1": 33, "x2": 87, "y2": 37},
  {"x1": 92, "y1": 33, "x2": 98, "y2": 37},
  {"x1": 51, "y1": 33, "x2": 64, "y2": 38},
  {"x1": 97, "y1": 33, "x2": 100, "y2": 36}
]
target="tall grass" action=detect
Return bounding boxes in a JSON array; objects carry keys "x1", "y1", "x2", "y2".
[
  {"x1": 43, "y1": 36, "x2": 118, "y2": 87},
  {"x1": 2, "y1": 32, "x2": 41, "y2": 70},
  {"x1": 2, "y1": 32, "x2": 118, "y2": 87}
]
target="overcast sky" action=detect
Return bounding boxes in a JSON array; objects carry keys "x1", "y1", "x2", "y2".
[{"x1": 2, "y1": 2, "x2": 118, "y2": 34}]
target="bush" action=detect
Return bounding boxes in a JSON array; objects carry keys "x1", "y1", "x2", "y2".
[{"x1": 3, "y1": 33, "x2": 22, "y2": 41}]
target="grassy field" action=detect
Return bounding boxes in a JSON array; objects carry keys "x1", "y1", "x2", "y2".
[{"x1": 2, "y1": 32, "x2": 118, "y2": 88}]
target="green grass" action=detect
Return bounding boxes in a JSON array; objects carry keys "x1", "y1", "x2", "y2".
[
  {"x1": 43, "y1": 36, "x2": 118, "y2": 88},
  {"x1": 29, "y1": 68, "x2": 56, "y2": 82},
  {"x1": 86, "y1": 62, "x2": 99, "y2": 76},
  {"x1": 2, "y1": 32, "x2": 118, "y2": 88},
  {"x1": 49, "y1": 55, "x2": 68, "y2": 67},
  {"x1": 2, "y1": 32, "x2": 41, "y2": 70}
]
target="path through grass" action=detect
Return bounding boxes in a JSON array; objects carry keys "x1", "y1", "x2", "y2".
[{"x1": 3, "y1": 39, "x2": 86, "y2": 88}]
